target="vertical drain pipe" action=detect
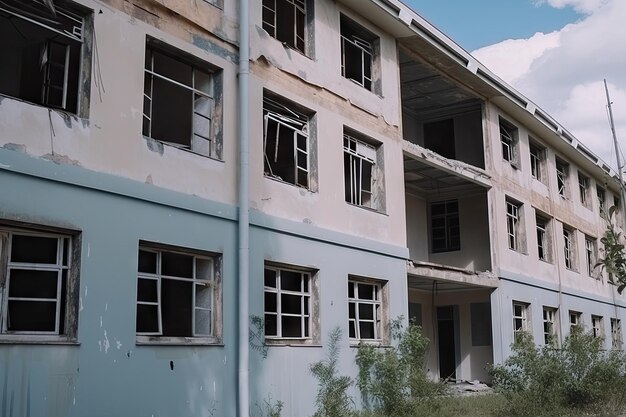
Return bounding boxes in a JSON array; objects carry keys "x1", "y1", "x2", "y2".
[{"x1": 237, "y1": 0, "x2": 250, "y2": 415}]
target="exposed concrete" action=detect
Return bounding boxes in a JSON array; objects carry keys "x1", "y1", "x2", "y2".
[{"x1": 408, "y1": 260, "x2": 498, "y2": 288}]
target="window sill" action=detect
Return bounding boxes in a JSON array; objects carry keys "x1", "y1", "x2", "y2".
[
  {"x1": 350, "y1": 341, "x2": 390, "y2": 348},
  {"x1": 143, "y1": 136, "x2": 224, "y2": 163},
  {"x1": 264, "y1": 342, "x2": 322, "y2": 348},
  {"x1": 264, "y1": 174, "x2": 313, "y2": 193},
  {"x1": 0, "y1": 93, "x2": 81, "y2": 119},
  {"x1": 0, "y1": 336, "x2": 79, "y2": 345},
  {"x1": 136, "y1": 336, "x2": 223, "y2": 346},
  {"x1": 346, "y1": 202, "x2": 386, "y2": 216}
]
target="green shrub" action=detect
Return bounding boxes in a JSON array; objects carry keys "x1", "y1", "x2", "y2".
[
  {"x1": 310, "y1": 327, "x2": 355, "y2": 417},
  {"x1": 355, "y1": 318, "x2": 443, "y2": 415},
  {"x1": 490, "y1": 329, "x2": 626, "y2": 417}
]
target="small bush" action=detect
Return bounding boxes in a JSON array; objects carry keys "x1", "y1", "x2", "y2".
[
  {"x1": 490, "y1": 329, "x2": 626, "y2": 417},
  {"x1": 310, "y1": 327, "x2": 355, "y2": 417},
  {"x1": 355, "y1": 319, "x2": 443, "y2": 415}
]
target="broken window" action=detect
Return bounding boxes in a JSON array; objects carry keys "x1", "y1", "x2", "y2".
[
  {"x1": 556, "y1": 158, "x2": 569, "y2": 198},
  {"x1": 578, "y1": 172, "x2": 590, "y2": 208},
  {"x1": 513, "y1": 301, "x2": 529, "y2": 341},
  {"x1": 0, "y1": 227, "x2": 78, "y2": 339},
  {"x1": 430, "y1": 200, "x2": 460, "y2": 253},
  {"x1": 262, "y1": 0, "x2": 307, "y2": 54},
  {"x1": 569, "y1": 311, "x2": 581, "y2": 333},
  {"x1": 542, "y1": 307, "x2": 557, "y2": 345},
  {"x1": 612, "y1": 318, "x2": 622, "y2": 349},
  {"x1": 143, "y1": 40, "x2": 221, "y2": 159},
  {"x1": 536, "y1": 214, "x2": 551, "y2": 262},
  {"x1": 597, "y1": 186, "x2": 606, "y2": 217},
  {"x1": 344, "y1": 131, "x2": 383, "y2": 210},
  {"x1": 264, "y1": 265, "x2": 312, "y2": 340},
  {"x1": 340, "y1": 14, "x2": 378, "y2": 92},
  {"x1": 585, "y1": 236, "x2": 596, "y2": 277},
  {"x1": 263, "y1": 94, "x2": 311, "y2": 188},
  {"x1": 563, "y1": 226, "x2": 575, "y2": 270},
  {"x1": 529, "y1": 140, "x2": 546, "y2": 183},
  {"x1": 348, "y1": 279, "x2": 384, "y2": 341},
  {"x1": 136, "y1": 244, "x2": 221, "y2": 342},
  {"x1": 499, "y1": 118, "x2": 519, "y2": 167},
  {"x1": 592, "y1": 315, "x2": 603, "y2": 339},
  {"x1": 423, "y1": 119, "x2": 455, "y2": 160},
  {"x1": 0, "y1": 0, "x2": 91, "y2": 115},
  {"x1": 506, "y1": 199, "x2": 523, "y2": 252}
]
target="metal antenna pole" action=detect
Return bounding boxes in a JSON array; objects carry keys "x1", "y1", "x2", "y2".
[{"x1": 605, "y1": 79, "x2": 626, "y2": 227}]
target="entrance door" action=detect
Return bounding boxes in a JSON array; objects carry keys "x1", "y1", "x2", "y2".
[{"x1": 437, "y1": 305, "x2": 457, "y2": 380}]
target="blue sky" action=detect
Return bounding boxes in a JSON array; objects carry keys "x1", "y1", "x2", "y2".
[{"x1": 404, "y1": 0, "x2": 582, "y2": 50}]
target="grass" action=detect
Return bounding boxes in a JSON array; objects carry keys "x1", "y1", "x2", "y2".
[{"x1": 356, "y1": 393, "x2": 506, "y2": 417}]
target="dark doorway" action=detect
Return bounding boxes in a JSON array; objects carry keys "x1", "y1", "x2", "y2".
[
  {"x1": 424, "y1": 119, "x2": 455, "y2": 159},
  {"x1": 437, "y1": 305, "x2": 457, "y2": 380}
]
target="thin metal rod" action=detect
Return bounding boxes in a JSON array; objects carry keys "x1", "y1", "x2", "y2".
[{"x1": 605, "y1": 79, "x2": 626, "y2": 228}]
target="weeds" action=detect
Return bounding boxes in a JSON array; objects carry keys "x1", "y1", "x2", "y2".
[{"x1": 309, "y1": 327, "x2": 355, "y2": 417}]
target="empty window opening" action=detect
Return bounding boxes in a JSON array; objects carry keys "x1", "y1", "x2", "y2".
[
  {"x1": 543, "y1": 307, "x2": 557, "y2": 345},
  {"x1": 264, "y1": 266, "x2": 311, "y2": 340},
  {"x1": 597, "y1": 186, "x2": 606, "y2": 217},
  {"x1": 0, "y1": 0, "x2": 89, "y2": 114},
  {"x1": 143, "y1": 41, "x2": 220, "y2": 158},
  {"x1": 585, "y1": 237, "x2": 596, "y2": 277},
  {"x1": 340, "y1": 15, "x2": 378, "y2": 92},
  {"x1": 592, "y1": 315, "x2": 603, "y2": 339},
  {"x1": 348, "y1": 279, "x2": 384, "y2": 341},
  {"x1": 262, "y1": 0, "x2": 306, "y2": 54},
  {"x1": 563, "y1": 226, "x2": 575, "y2": 270},
  {"x1": 506, "y1": 199, "x2": 523, "y2": 251},
  {"x1": 423, "y1": 119, "x2": 455, "y2": 159},
  {"x1": 344, "y1": 131, "x2": 383, "y2": 210},
  {"x1": 569, "y1": 311, "x2": 581, "y2": 333},
  {"x1": 529, "y1": 140, "x2": 546, "y2": 183},
  {"x1": 578, "y1": 172, "x2": 590, "y2": 208},
  {"x1": 499, "y1": 118, "x2": 519, "y2": 166},
  {"x1": 136, "y1": 245, "x2": 220, "y2": 340},
  {"x1": 556, "y1": 158, "x2": 569, "y2": 198},
  {"x1": 536, "y1": 214, "x2": 551, "y2": 262},
  {"x1": 430, "y1": 200, "x2": 460, "y2": 253},
  {"x1": 612, "y1": 318, "x2": 622, "y2": 349},
  {"x1": 263, "y1": 94, "x2": 311, "y2": 188},
  {"x1": 0, "y1": 228, "x2": 77, "y2": 337},
  {"x1": 513, "y1": 301, "x2": 529, "y2": 341}
]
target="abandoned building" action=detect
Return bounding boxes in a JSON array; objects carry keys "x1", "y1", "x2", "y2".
[{"x1": 0, "y1": 0, "x2": 624, "y2": 416}]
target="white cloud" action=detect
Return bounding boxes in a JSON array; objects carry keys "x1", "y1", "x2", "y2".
[
  {"x1": 472, "y1": 0, "x2": 626, "y2": 168},
  {"x1": 534, "y1": 0, "x2": 609, "y2": 14}
]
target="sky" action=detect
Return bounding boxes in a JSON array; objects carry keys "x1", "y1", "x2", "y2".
[{"x1": 405, "y1": 0, "x2": 626, "y2": 171}]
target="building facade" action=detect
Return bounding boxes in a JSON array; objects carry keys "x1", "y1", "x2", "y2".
[{"x1": 0, "y1": 0, "x2": 624, "y2": 416}]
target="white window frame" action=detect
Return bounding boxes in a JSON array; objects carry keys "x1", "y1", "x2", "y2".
[
  {"x1": 506, "y1": 200, "x2": 521, "y2": 251},
  {"x1": 499, "y1": 119, "x2": 518, "y2": 166},
  {"x1": 142, "y1": 44, "x2": 217, "y2": 158},
  {"x1": 430, "y1": 200, "x2": 460, "y2": 253},
  {"x1": 529, "y1": 140, "x2": 545, "y2": 182},
  {"x1": 136, "y1": 245, "x2": 220, "y2": 344},
  {"x1": 585, "y1": 237, "x2": 596, "y2": 277},
  {"x1": 612, "y1": 318, "x2": 622, "y2": 349},
  {"x1": 592, "y1": 315, "x2": 603, "y2": 339},
  {"x1": 262, "y1": 95, "x2": 310, "y2": 189},
  {"x1": 344, "y1": 133, "x2": 376, "y2": 208},
  {"x1": 348, "y1": 279, "x2": 383, "y2": 342},
  {"x1": 340, "y1": 15, "x2": 377, "y2": 91},
  {"x1": 556, "y1": 158, "x2": 569, "y2": 198},
  {"x1": 262, "y1": 0, "x2": 307, "y2": 54},
  {"x1": 569, "y1": 311, "x2": 581, "y2": 333},
  {"x1": 513, "y1": 301, "x2": 529, "y2": 341},
  {"x1": 563, "y1": 227, "x2": 575, "y2": 270},
  {"x1": 542, "y1": 307, "x2": 557, "y2": 345},
  {"x1": 264, "y1": 266, "x2": 311, "y2": 341},
  {"x1": 597, "y1": 186, "x2": 606, "y2": 217},
  {"x1": 536, "y1": 215, "x2": 550, "y2": 262},
  {"x1": 578, "y1": 172, "x2": 590, "y2": 207},
  {"x1": 0, "y1": 228, "x2": 76, "y2": 341}
]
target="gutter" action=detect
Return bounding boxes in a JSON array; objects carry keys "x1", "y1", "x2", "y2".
[{"x1": 237, "y1": 0, "x2": 250, "y2": 415}]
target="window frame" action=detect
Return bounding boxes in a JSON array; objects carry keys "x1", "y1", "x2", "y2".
[
  {"x1": 263, "y1": 264, "x2": 318, "y2": 344},
  {"x1": 578, "y1": 172, "x2": 591, "y2": 208},
  {"x1": 513, "y1": 301, "x2": 529, "y2": 341},
  {"x1": 348, "y1": 278, "x2": 386, "y2": 343},
  {"x1": 563, "y1": 226, "x2": 576, "y2": 271},
  {"x1": 142, "y1": 39, "x2": 222, "y2": 160},
  {"x1": 262, "y1": 92, "x2": 313, "y2": 190},
  {"x1": 506, "y1": 199, "x2": 523, "y2": 252},
  {"x1": 611, "y1": 318, "x2": 622, "y2": 349},
  {"x1": 262, "y1": 0, "x2": 310, "y2": 56},
  {"x1": 499, "y1": 118, "x2": 519, "y2": 167},
  {"x1": 556, "y1": 158, "x2": 569, "y2": 198},
  {"x1": 542, "y1": 306, "x2": 557, "y2": 345},
  {"x1": 340, "y1": 14, "x2": 380, "y2": 93},
  {"x1": 430, "y1": 200, "x2": 461, "y2": 253},
  {"x1": 0, "y1": 0, "x2": 93, "y2": 117},
  {"x1": 135, "y1": 243, "x2": 222, "y2": 345},
  {"x1": 343, "y1": 130, "x2": 384, "y2": 212},
  {"x1": 592, "y1": 315, "x2": 603, "y2": 339},
  {"x1": 529, "y1": 139, "x2": 546, "y2": 183},
  {"x1": 585, "y1": 236, "x2": 597, "y2": 278},
  {"x1": 0, "y1": 226, "x2": 80, "y2": 344},
  {"x1": 569, "y1": 310, "x2": 582, "y2": 333},
  {"x1": 597, "y1": 186, "x2": 606, "y2": 217}
]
